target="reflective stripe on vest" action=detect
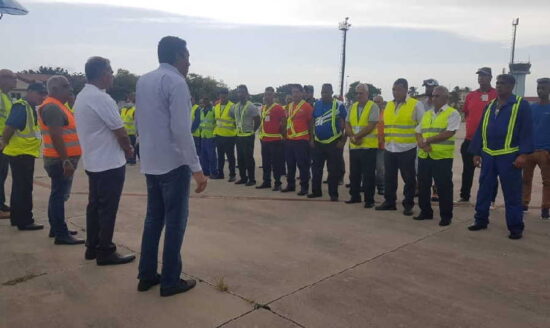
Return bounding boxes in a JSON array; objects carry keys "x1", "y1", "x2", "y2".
[
  {"x1": 418, "y1": 106, "x2": 457, "y2": 160},
  {"x1": 259, "y1": 103, "x2": 283, "y2": 140},
  {"x1": 314, "y1": 100, "x2": 342, "y2": 144},
  {"x1": 190, "y1": 104, "x2": 200, "y2": 137},
  {"x1": 3, "y1": 99, "x2": 41, "y2": 157},
  {"x1": 482, "y1": 96, "x2": 522, "y2": 156},
  {"x1": 214, "y1": 101, "x2": 236, "y2": 137},
  {"x1": 384, "y1": 98, "x2": 418, "y2": 144},
  {"x1": 38, "y1": 97, "x2": 82, "y2": 158},
  {"x1": 235, "y1": 101, "x2": 254, "y2": 137},
  {"x1": 121, "y1": 106, "x2": 136, "y2": 135},
  {"x1": 287, "y1": 100, "x2": 309, "y2": 139},
  {"x1": 200, "y1": 108, "x2": 215, "y2": 139},
  {"x1": 349, "y1": 100, "x2": 378, "y2": 149},
  {"x1": 0, "y1": 92, "x2": 13, "y2": 133}
]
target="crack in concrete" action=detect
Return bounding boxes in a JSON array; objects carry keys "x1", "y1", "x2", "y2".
[{"x1": 2, "y1": 272, "x2": 47, "y2": 286}]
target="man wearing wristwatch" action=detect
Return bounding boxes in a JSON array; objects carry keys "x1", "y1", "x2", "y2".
[{"x1": 38, "y1": 76, "x2": 84, "y2": 244}]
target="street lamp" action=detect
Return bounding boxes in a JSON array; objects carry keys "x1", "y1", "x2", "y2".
[
  {"x1": 338, "y1": 17, "x2": 351, "y2": 98},
  {"x1": 0, "y1": 0, "x2": 29, "y2": 20}
]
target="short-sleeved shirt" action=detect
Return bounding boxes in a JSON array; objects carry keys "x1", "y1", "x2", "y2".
[
  {"x1": 287, "y1": 101, "x2": 313, "y2": 141},
  {"x1": 531, "y1": 103, "x2": 550, "y2": 150},
  {"x1": 345, "y1": 102, "x2": 380, "y2": 123},
  {"x1": 231, "y1": 101, "x2": 259, "y2": 135},
  {"x1": 415, "y1": 105, "x2": 461, "y2": 133},
  {"x1": 313, "y1": 100, "x2": 347, "y2": 142},
  {"x1": 6, "y1": 102, "x2": 37, "y2": 131},
  {"x1": 74, "y1": 83, "x2": 126, "y2": 172},
  {"x1": 463, "y1": 88, "x2": 497, "y2": 140},
  {"x1": 261, "y1": 103, "x2": 286, "y2": 142},
  {"x1": 41, "y1": 103, "x2": 68, "y2": 127}
]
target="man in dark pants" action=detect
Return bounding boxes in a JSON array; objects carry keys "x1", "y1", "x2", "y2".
[
  {"x1": 257, "y1": 87, "x2": 286, "y2": 191},
  {"x1": 75, "y1": 56, "x2": 136, "y2": 263},
  {"x1": 414, "y1": 86, "x2": 461, "y2": 226},
  {"x1": 2, "y1": 83, "x2": 46, "y2": 230},
  {"x1": 345, "y1": 83, "x2": 380, "y2": 207},
  {"x1": 232, "y1": 85, "x2": 260, "y2": 186},
  {"x1": 376, "y1": 79, "x2": 424, "y2": 215},
  {"x1": 282, "y1": 84, "x2": 314, "y2": 196},
  {"x1": 309, "y1": 83, "x2": 347, "y2": 201},
  {"x1": 0, "y1": 69, "x2": 17, "y2": 218},
  {"x1": 212, "y1": 88, "x2": 236, "y2": 181}
]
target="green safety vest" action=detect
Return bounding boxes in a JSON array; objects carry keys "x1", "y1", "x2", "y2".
[
  {"x1": 120, "y1": 106, "x2": 136, "y2": 135},
  {"x1": 482, "y1": 96, "x2": 522, "y2": 156},
  {"x1": 0, "y1": 92, "x2": 12, "y2": 134},
  {"x1": 3, "y1": 99, "x2": 41, "y2": 157},
  {"x1": 349, "y1": 100, "x2": 378, "y2": 149},
  {"x1": 314, "y1": 100, "x2": 342, "y2": 144},
  {"x1": 259, "y1": 103, "x2": 283, "y2": 140},
  {"x1": 199, "y1": 107, "x2": 215, "y2": 139},
  {"x1": 384, "y1": 98, "x2": 419, "y2": 144},
  {"x1": 418, "y1": 106, "x2": 457, "y2": 160},
  {"x1": 235, "y1": 101, "x2": 254, "y2": 137},
  {"x1": 190, "y1": 104, "x2": 200, "y2": 137},
  {"x1": 214, "y1": 101, "x2": 236, "y2": 137}
]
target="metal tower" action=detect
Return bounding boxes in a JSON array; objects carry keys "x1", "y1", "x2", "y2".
[
  {"x1": 338, "y1": 17, "x2": 351, "y2": 98},
  {"x1": 508, "y1": 18, "x2": 531, "y2": 97}
]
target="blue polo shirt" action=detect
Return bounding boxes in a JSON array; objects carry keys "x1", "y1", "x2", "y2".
[
  {"x1": 313, "y1": 100, "x2": 347, "y2": 142},
  {"x1": 6, "y1": 102, "x2": 37, "y2": 131},
  {"x1": 531, "y1": 103, "x2": 550, "y2": 150}
]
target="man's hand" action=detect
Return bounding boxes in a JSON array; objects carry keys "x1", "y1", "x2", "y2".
[
  {"x1": 63, "y1": 160, "x2": 75, "y2": 177},
  {"x1": 513, "y1": 154, "x2": 527, "y2": 168},
  {"x1": 0, "y1": 139, "x2": 5, "y2": 150},
  {"x1": 336, "y1": 139, "x2": 346, "y2": 149},
  {"x1": 310, "y1": 140, "x2": 315, "y2": 148},
  {"x1": 473, "y1": 155, "x2": 482, "y2": 168},
  {"x1": 192, "y1": 171, "x2": 208, "y2": 193},
  {"x1": 124, "y1": 146, "x2": 134, "y2": 159}
]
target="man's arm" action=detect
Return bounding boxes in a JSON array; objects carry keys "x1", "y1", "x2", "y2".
[
  {"x1": 112, "y1": 127, "x2": 133, "y2": 158},
  {"x1": 514, "y1": 100, "x2": 535, "y2": 168},
  {"x1": 1, "y1": 103, "x2": 26, "y2": 148},
  {"x1": 1, "y1": 126, "x2": 15, "y2": 149}
]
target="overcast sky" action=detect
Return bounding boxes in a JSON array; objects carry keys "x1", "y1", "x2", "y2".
[{"x1": 2, "y1": 0, "x2": 549, "y2": 99}]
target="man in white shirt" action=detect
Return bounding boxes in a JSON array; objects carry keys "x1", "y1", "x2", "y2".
[
  {"x1": 136, "y1": 36, "x2": 207, "y2": 297},
  {"x1": 74, "y1": 56, "x2": 136, "y2": 266}
]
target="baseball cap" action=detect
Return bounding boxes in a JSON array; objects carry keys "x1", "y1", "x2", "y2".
[
  {"x1": 537, "y1": 77, "x2": 550, "y2": 84},
  {"x1": 422, "y1": 79, "x2": 439, "y2": 87},
  {"x1": 476, "y1": 67, "x2": 492, "y2": 76},
  {"x1": 27, "y1": 82, "x2": 47, "y2": 95}
]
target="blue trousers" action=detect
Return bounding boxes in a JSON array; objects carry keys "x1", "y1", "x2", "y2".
[
  {"x1": 285, "y1": 139, "x2": 310, "y2": 191},
  {"x1": 138, "y1": 165, "x2": 191, "y2": 289},
  {"x1": 193, "y1": 136, "x2": 201, "y2": 157},
  {"x1": 200, "y1": 138, "x2": 218, "y2": 177},
  {"x1": 474, "y1": 153, "x2": 524, "y2": 233}
]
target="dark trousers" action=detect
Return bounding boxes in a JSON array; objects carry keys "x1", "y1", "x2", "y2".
[
  {"x1": 139, "y1": 165, "x2": 191, "y2": 289},
  {"x1": 128, "y1": 135, "x2": 137, "y2": 164},
  {"x1": 384, "y1": 148, "x2": 417, "y2": 209},
  {"x1": 236, "y1": 135, "x2": 256, "y2": 182},
  {"x1": 261, "y1": 140, "x2": 284, "y2": 186},
  {"x1": 215, "y1": 136, "x2": 236, "y2": 178},
  {"x1": 193, "y1": 136, "x2": 201, "y2": 158},
  {"x1": 0, "y1": 152, "x2": 9, "y2": 206},
  {"x1": 460, "y1": 139, "x2": 499, "y2": 201},
  {"x1": 85, "y1": 165, "x2": 125, "y2": 257},
  {"x1": 200, "y1": 137, "x2": 218, "y2": 177},
  {"x1": 285, "y1": 139, "x2": 310, "y2": 191},
  {"x1": 349, "y1": 149, "x2": 377, "y2": 203},
  {"x1": 44, "y1": 157, "x2": 78, "y2": 238},
  {"x1": 418, "y1": 157, "x2": 453, "y2": 221},
  {"x1": 474, "y1": 153, "x2": 523, "y2": 233},
  {"x1": 9, "y1": 155, "x2": 35, "y2": 227},
  {"x1": 312, "y1": 141, "x2": 344, "y2": 197}
]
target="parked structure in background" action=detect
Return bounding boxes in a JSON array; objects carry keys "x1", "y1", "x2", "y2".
[{"x1": 509, "y1": 18, "x2": 531, "y2": 97}]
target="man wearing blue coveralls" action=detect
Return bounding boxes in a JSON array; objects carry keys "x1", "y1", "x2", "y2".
[{"x1": 468, "y1": 74, "x2": 533, "y2": 240}]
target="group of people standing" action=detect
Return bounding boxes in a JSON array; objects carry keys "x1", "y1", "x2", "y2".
[{"x1": 0, "y1": 35, "x2": 549, "y2": 298}]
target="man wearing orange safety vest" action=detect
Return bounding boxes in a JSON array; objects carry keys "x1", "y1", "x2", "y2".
[{"x1": 38, "y1": 76, "x2": 84, "y2": 245}]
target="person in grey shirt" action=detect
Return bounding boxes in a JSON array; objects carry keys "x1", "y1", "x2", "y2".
[
  {"x1": 136, "y1": 36, "x2": 207, "y2": 297},
  {"x1": 231, "y1": 84, "x2": 260, "y2": 186}
]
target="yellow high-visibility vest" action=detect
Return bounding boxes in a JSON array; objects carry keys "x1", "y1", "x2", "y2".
[
  {"x1": 418, "y1": 106, "x2": 457, "y2": 159},
  {"x1": 3, "y1": 99, "x2": 41, "y2": 157},
  {"x1": 482, "y1": 96, "x2": 522, "y2": 156},
  {"x1": 349, "y1": 100, "x2": 378, "y2": 149},
  {"x1": 214, "y1": 101, "x2": 236, "y2": 137},
  {"x1": 384, "y1": 98, "x2": 419, "y2": 144},
  {"x1": 190, "y1": 104, "x2": 200, "y2": 137},
  {"x1": 120, "y1": 106, "x2": 136, "y2": 135},
  {"x1": 0, "y1": 92, "x2": 13, "y2": 133}
]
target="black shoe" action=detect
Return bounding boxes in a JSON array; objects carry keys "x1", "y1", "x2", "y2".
[
  {"x1": 138, "y1": 274, "x2": 161, "y2": 292},
  {"x1": 228, "y1": 176, "x2": 236, "y2": 182},
  {"x1": 431, "y1": 196, "x2": 439, "y2": 202},
  {"x1": 467, "y1": 223, "x2": 487, "y2": 231},
  {"x1": 508, "y1": 232, "x2": 523, "y2": 240},
  {"x1": 97, "y1": 252, "x2": 136, "y2": 266},
  {"x1": 0, "y1": 204, "x2": 10, "y2": 212},
  {"x1": 330, "y1": 196, "x2": 339, "y2": 202},
  {"x1": 364, "y1": 202, "x2": 375, "y2": 209},
  {"x1": 235, "y1": 179, "x2": 247, "y2": 185},
  {"x1": 522, "y1": 205, "x2": 529, "y2": 212},
  {"x1": 375, "y1": 203, "x2": 397, "y2": 211},
  {"x1": 54, "y1": 235, "x2": 85, "y2": 245},
  {"x1": 49, "y1": 229, "x2": 78, "y2": 238},
  {"x1": 297, "y1": 190, "x2": 308, "y2": 196},
  {"x1": 245, "y1": 181, "x2": 256, "y2": 186},
  {"x1": 542, "y1": 208, "x2": 550, "y2": 219},
  {"x1": 413, "y1": 213, "x2": 433, "y2": 220},
  {"x1": 256, "y1": 183, "x2": 271, "y2": 189},
  {"x1": 160, "y1": 279, "x2": 197, "y2": 297},
  {"x1": 85, "y1": 248, "x2": 97, "y2": 260},
  {"x1": 18, "y1": 223, "x2": 44, "y2": 231},
  {"x1": 323, "y1": 180, "x2": 328, "y2": 184},
  {"x1": 272, "y1": 184, "x2": 281, "y2": 192},
  {"x1": 281, "y1": 186, "x2": 295, "y2": 193},
  {"x1": 345, "y1": 199, "x2": 361, "y2": 204},
  {"x1": 403, "y1": 208, "x2": 414, "y2": 216},
  {"x1": 210, "y1": 174, "x2": 224, "y2": 180},
  {"x1": 377, "y1": 190, "x2": 385, "y2": 195},
  {"x1": 439, "y1": 219, "x2": 452, "y2": 226},
  {"x1": 307, "y1": 193, "x2": 322, "y2": 199}
]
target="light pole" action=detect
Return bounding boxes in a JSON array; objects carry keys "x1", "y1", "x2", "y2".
[{"x1": 338, "y1": 17, "x2": 351, "y2": 98}]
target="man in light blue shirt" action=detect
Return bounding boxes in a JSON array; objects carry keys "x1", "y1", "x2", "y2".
[{"x1": 136, "y1": 36, "x2": 207, "y2": 297}]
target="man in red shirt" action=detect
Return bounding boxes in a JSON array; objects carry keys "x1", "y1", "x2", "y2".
[
  {"x1": 257, "y1": 87, "x2": 286, "y2": 191},
  {"x1": 457, "y1": 67, "x2": 498, "y2": 203},
  {"x1": 282, "y1": 84, "x2": 313, "y2": 195}
]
